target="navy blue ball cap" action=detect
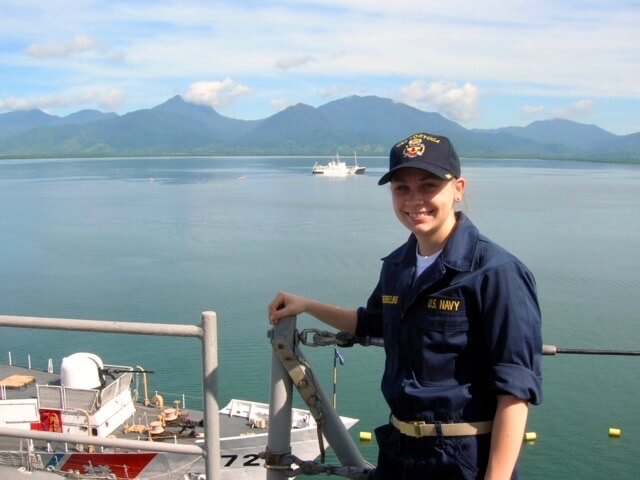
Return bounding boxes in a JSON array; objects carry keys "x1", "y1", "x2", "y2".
[{"x1": 378, "y1": 132, "x2": 461, "y2": 185}]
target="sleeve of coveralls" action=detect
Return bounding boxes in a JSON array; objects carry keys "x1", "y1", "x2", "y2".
[
  {"x1": 355, "y1": 276, "x2": 384, "y2": 338},
  {"x1": 483, "y1": 261, "x2": 543, "y2": 405}
]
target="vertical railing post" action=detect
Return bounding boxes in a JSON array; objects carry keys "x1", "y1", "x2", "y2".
[
  {"x1": 201, "y1": 311, "x2": 221, "y2": 479},
  {"x1": 266, "y1": 316, "x2": 296, "y2": 480}
]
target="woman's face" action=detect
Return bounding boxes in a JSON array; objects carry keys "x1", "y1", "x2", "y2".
[{"x1": 390, "y1": 167, "x2": 466, "y2": 254}]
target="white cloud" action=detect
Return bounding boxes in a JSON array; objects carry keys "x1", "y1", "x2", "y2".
[
  {"x1": 552, "y1": 99, "x2": 594, "y2": 119},
  {"x1": 399, "y1": 81, "x2": 481, "y2": 122},
  {"x1": 522, "y1": 105, "x2": 546, "y2": 117},
  {"x1": 3, "y1": 1, "x2": 639, "y2": 130},
  {"x1": 105, "y1": 49, "x2": 127, "y2": 64},
  {"x1": 0, "y1": 97, "x2": 32, "y2": 111},
  {"x1": 89, "y1": 89, "x2": 126, "y2": 110},
  {"x1": 271, "y1": 98, "x2": 292, "y2": 111},
  {"x1": 316, "y1": 85, "x2": 343, "y2": 98},
  {"x1": 316, "y1": 85, "x2": 342, "y2": 98},
  {"x1": 184, "y1": 79, "x2": 253, "y2": 109},
  {"x1": 275, "y1": 55, "x2": 317, "y2": 70},
  {"x1": 0, "y1": 89, "x2": 126, "y2": 112},
  {"x1": 25, "y1": 34, "x2": 98, "y2": 59}
]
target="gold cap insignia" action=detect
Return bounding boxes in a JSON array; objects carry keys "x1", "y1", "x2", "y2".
[{"x1": 403, "y1": 137, "x2": 426, "y2": 158}]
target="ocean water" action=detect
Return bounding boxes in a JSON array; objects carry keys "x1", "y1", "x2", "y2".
[{"x1": 0, "y1": 156, "x2": 639, "y2": 479}]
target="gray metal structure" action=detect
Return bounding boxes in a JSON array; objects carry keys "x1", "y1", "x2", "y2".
[
  {"x1": 266, "y1": 316, "x2": 370, "y2": 479},
  {"x1": 1, "y1": 313, "x2": 376, "y2": 479},
  {"x1": 0, "y1": 312, "x2": 221, "y2": 479}
]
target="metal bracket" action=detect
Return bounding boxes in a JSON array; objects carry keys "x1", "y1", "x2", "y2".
[
  {"x1": 262, "y1": 447, "x2": 294, "y2": 471},
  {"x1": 272, "y1": 336, "x2": 321, "y2": 408}
]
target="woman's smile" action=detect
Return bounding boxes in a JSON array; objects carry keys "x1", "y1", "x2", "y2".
[
  {"x1": 406, "y1": 209, "x2": 433, "y2": 221},
  {"x1": 390, "y1": 167, "x2": 466, "y2": 255}
]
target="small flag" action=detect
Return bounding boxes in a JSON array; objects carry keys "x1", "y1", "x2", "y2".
[{"x1": 335, "y1": 349, "x2": 345, "y2": 366}]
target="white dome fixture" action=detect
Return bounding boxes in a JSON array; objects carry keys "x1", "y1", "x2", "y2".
[{"x1": 60, "y1": 352, "x2": 104, "y2": 389}]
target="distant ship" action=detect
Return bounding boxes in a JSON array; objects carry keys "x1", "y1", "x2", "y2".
[{"x1": 312, "y1": 153, "x2": 365, "y2": 176}]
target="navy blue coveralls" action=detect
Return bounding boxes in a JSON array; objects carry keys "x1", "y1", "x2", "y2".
[{"x1": 355, "y1": 213, "x2": 543, "y2": 479}]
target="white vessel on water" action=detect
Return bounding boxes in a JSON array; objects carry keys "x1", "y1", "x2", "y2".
[
  {"x1": 312, "y1": 153, "x2": 365, "y2": 176},
  {"x1": 0, "y1": 351, "x2": 358, "y2": 480}
]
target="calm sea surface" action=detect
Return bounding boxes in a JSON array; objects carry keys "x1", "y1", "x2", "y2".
[{"x1": 1, "y1": 156, "x2": 639, "y2": 478}]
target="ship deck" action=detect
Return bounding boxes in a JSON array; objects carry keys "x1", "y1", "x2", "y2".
[{"x1": 0, "y1": 363, "x2": 270, "y2": 449}]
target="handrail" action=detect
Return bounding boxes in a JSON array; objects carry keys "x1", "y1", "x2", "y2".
[
  {"x1": 0, "y1": 425, "x2": 203, "y2": 455},
  {"x1": 0, "y1": 314, "x2": 202, "y2": 337},
  {"x1": 0, "y1": 312, "x2": 220, "y2": 478}
]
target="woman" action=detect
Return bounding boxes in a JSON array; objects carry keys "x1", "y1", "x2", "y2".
[{"x1": 269, "y1": 132, "x2": 543, "y2": 479}]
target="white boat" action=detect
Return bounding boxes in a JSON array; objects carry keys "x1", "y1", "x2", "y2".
[
  {"x1": 0, "y1": 352, "x2": 358, "y2": 479},
  {"x1": 312, "y1": 153, "x2": 365, "y2": 176}
]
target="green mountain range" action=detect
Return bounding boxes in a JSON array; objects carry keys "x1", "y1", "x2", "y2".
[{"x1": 0, "y1": 95, "x2": 638, "y2": 161}]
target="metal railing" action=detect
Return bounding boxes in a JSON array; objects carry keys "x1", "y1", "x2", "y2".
[
  {"x1": 0, "y1": 312, "x2": 220, "y2": 478},
  {"x1": 266, "y1": 316, "x2": 371, "y2": 479}
]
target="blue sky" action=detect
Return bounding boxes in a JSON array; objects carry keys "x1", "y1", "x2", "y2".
[{"x1": 1, "y1": 0, "x2": 639, "y2": 135}]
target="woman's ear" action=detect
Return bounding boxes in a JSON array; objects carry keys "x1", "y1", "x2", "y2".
[{"x1": 453, "y1": 177, "x2": 467, "y2": 201}]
